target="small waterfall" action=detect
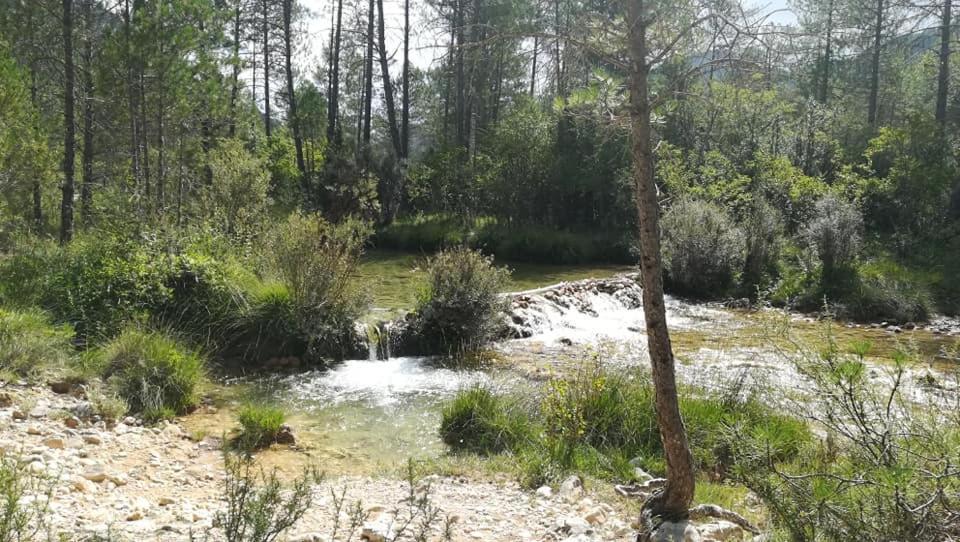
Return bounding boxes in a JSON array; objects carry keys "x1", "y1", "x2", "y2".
[{"x1": 364, "y1": 322, "x2": 393, "y2": 360}]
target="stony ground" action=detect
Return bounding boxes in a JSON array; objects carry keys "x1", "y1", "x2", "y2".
[{"x1": 0, "y1": 384, "x2": 751, "y2": 542}]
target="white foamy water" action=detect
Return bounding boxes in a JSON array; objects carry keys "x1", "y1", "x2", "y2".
[{"x1": 284, "y1": 357, "x2": 492, "y2": 407}]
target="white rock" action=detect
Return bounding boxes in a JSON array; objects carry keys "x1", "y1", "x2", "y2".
[
  {"x1": 651, "y1": 520, "x2": 702, "y2": 542},
  {"x1": 82, "y1": 434, "x2": 102, "y2": 445},
  {"x1": 558, "y1": 516, "x2": 591, "y2": 536},
  {"x1": 82, "y1": 465, "x2": 108, "y2": 483},
  {"x1": 558, "y1": 475, "x2": 584, "y2": 502},
  {"x1": 42, "y1": 437, "x2": 65, "y2": 449},
  {"x1": 583, "y1": 507, "x2": 606, "y2": 525},
  {"x1": 535, "y1": 485, "x2": 553, "y2": 498},
  {"x1": 698, "y1": 520, "x2": 744, "y2": 542}
]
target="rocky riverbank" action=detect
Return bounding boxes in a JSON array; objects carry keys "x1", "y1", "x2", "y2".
[{"x1": 0, "y1": 384, "x2": 755, "y2": 542}]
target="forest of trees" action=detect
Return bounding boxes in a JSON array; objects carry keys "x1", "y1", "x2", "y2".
[{"x1": 0, "y1": 0, "x2": 957, "y2": 318}]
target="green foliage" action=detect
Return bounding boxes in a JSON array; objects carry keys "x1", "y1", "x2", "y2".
[
  {"x1": 0, "y1": 454, "x2": 55, "y2": 542},
  {"x1": 662, "y1": 199, "x2": 746, "y2": 298},
  {"x1": 266, "y1": 213, "x2": 370, "y2": 361},
  {"x1": 413, "y1": 248, "x2": 510, "y2": 354},
  {"x1": 216, "y1": 452, "x2": 321, "y2": 542},
  {"x1": 93, "y1": 328, "x2": 205, "y2": 421},
  {"x1": 207, "y1": 138, "x2": 272, "y2": 242},
  {"x1": 235, "y1": 404, "x2": 286, "y2": 450},
  {"x1": 439, "y1": 387, "x2": 530, "y2": 454},
  {"x1": 740, "y1": 198, "x2": 784, "y2": 294},
  {"x1": 801, "y1": 194, "x2": 862, "y2": 290},
  {"x1": 732, "y1": 337, "x2": 960, "y2": 541},
  {"x1": 0, "y1": 308, "x2": 73, "y2": 380},
  {"x1": 841, "y1": 259, "x2": 934, "y2": 323}
]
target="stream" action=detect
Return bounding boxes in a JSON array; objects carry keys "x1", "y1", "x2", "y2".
[{"x1": 185, "y1": 271, "x2": 960, "y2": 475}]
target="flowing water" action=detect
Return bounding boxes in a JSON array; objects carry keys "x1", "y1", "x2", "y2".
[{"x1": 187, "y1": 262, "x2": 960, "y2": 475}]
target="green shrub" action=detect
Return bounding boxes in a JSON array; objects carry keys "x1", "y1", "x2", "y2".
[
  {"x1": 94, "y1": 329, "x2": 205, "y2": 421},
  {"x1": 731, "y1": 337, "x2": 960, "y2": 541},
  {"x1": 413, "y1": 248, "x2": 510, "y2": 354},
  {"x1": 266, "y1": 214, "x2": 371, "y2": 361},
  {"x1": 0, "y1": 308, "x2": 73, "y2": 379},
  {"x1": 801, "y1": 194, "x2": 862, "y2": 290},
  {"x1": 662, "y1": 198, "x2": 746, "y2": 298},
  {"x1": 842, "y1": 260, "x2": 933, "y2": 322},
  {"x1": 440, "y1": 387, "x2": 531, "y2": 454},
  {"x1": 206, "y1": 138, "x2": 271, "y2": 242},
  {"x1": 740, "y1": 198, "x2": 784, "y2": 294},
  {"x1": 0, "y1": 454, "x2": 55, "y2": 541},
  {"x1": 235, "y1": 404, "x2": 286, "y2": 450},
  {"x1": 229, "y1": 283, "x2": 306, "y2": 363}
]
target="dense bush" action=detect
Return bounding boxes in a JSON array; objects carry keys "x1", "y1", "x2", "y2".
[
  {"x1": 207, "y1": 138, "x2": 271, "y2": 241},
  {"x1": 413, "y1": 248, "x2": 510, "y2": 355},
  {"x1": 802, "y1": 195, "x2": 862, "y2": 288},
  {"x1": 93, "y1": 329, "x2": 205, "y2": 421},
  {"x1": 235, "y1": 404, "x2": 286, "y2": 450},
  {"x1": 740, "y1": 198, "x2": 784, "y2": 294},
  {"x1": 841, "y1": 260, "x2": 933, "y2": 323},
  {"x1": 662, "y1": 199, "x2": 746, "y2": 298},
  {"x1": 0, "y1": 308, "x2": 73, "y2": 379},
  {"x1": 266, "y1": 213, "x2": 370, "y2": 361}
]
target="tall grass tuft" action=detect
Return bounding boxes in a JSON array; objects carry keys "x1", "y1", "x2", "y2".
[{"x1": 0, "y1": 308, "x2": 74, "y2": 380}]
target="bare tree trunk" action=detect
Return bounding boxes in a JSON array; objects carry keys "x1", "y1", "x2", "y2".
[
  {"x1": 229, "y1": 0, "x2": 241, "y2": 138},
  {"x1": 820, "y1": 0, "x2": 833, "y2": 104},
  {"x1": 530, "y1": 35, "x2": 538, "y2": 96},
  {"x1": 263, "y1": 0, "x2": 272, "y2": 137},
  {"x1": 376, "y1": 0, "x2": 401, "y2": 159},
  {"x1": 80, "y1": 0, "x2": 94, "y2": 224},
  {"x1": 362, "y1": 0, "x2": 375, "y2": 150},
  {"x1": 936, "y1": 0, "x2": 951, "y2": 125},
  {"x1": 30, "y1": 68, "x2": 42, "y2": 230},
  {"x1": 455, "y1": 0, "x2": 466, "y2": 147},
  {"x1": 554, "y1": 0, "x2": 563, "y2": 97},
  {"x1": 61, "y1": 0, "x2": 76, "y2": 244},
  {"x1": 401, "y1": 0, "x2": 410, "y2": 159},
  {"x1": 327, "y1": 0, "x2": 343, "y2": 143},
  {"x1": 283, "y1": 0, "x2": 306, "y2": 181},
  {"x1": 867, "y1": 0, "x2": 883, "y2": 126},
  {"x1": 627, "y1": 0, "x2": 695, "y2": 523},
  {"x1": 123, "y1": 0, "x2": 140, "y2": 195}
]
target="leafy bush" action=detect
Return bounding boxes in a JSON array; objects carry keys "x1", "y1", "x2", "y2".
[
  {"x1": 0, "y1": 308, "x2": 73, "y2": 379},
  {"x1": 740, "y1": 198, "x2": 784, "y2": 294},
  {"x1": 440, "y1": 387, "x2": 530, "y2": 454},
  {"x1": 0, "y1": 454, "x2": 55, "y2": 541},
  {"x1": 413, "y1": 248, "x2": 510, "y2": 354},
  {"x1": 801, "y1": 194, "x2": 862, "y2": 288},
  {"x1": 266, "y1": 214, "x2": 371, "y2": 361},
  {"x1": 206, "y1": 138, "x2": 271, "y2": 241},
  {"x1": 731, "y1": 338, "x2": 960, "y2": 541},
  {"x1": 841, "y1": 260, "x2": 934, "y2": 323},
  {"x1": 662, "y1": 199, "x2": 746, "y2": 298},
  {"x1": 94, "y1": 329, "x2": 205, "y2": 421},
  {"x1": 235, "y1": 404, "x2": 286, "y2": 450}
]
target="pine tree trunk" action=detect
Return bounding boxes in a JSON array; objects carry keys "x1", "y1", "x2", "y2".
[
  {"x1": 29, "y1": 67, "x2": 42, "y2": 230},
  {"x1": 283, "y1": 0, "x2": 306, "y2": 181},
  {"x1": 627, "y1": 0, "x2": 695, "y2": 523},
  {"x1": 936, "y1": 0, "x2": 952, "y2": 124},
  {"x1": 401, "y1": 0, "x2": 410, "y2": 159},
  {"x1": 820, "y1": 0, "x2": 833, "y2": 104},
  {"x1": 362, "y1": 0, "x2": 375, "y2": 150},
  {"x1": 229, "y1": 0, "x2": 241, "y2": 138},
  {"x1": 327, "y1": 0, "x2": 343, "y2": 143},
  {"x1": 123, "y1": 0, "x2": 140, "y2": 194},
  {"x1": 80, "y1": 0, "x2": 94, "y2": 224},
  {"x1": 61, "y1": 0, "x2": 76, "y2": 244},
  {"x1": 377, "y1": 0, "x2": 401, "y2": 159},
  {"x1": 867, "y1": 0, "x2": 883, "y2": 126},
  {"x1": 263, "y1": 0, "x2": 271, "y2": 137}
]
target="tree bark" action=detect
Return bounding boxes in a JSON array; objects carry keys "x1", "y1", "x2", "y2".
[
  {"x1": 29, "y1": 68, "x2": 42, "y2": 230},
  {"x1": 627, "y1": 0, "x2": 695, "y2": 523},
  {"x1": 61, "y1": 0, "x2": 76, "y2": 244},
  {"x1": 376, "y1": 0, "x2": 402, "y2": 160},
  {"x1": 936, "y1": 0, "x2": 951, "y2": 124},
  {"x1": 819, "y1": 0, "x2": 833, "y2": 104},
  {"x1": 80, "y1": 0, "x2": 94, "y2": 224},
  {"x1": 283, "y1": 0, "x2": 306, "y2": 181},
  {"x1": 229, "y1": 0, "x2": 241, "y2": 138},
  {"x1": 362, "y1": 0, "x2": 375, "y2": 150},
  {"x1": 867, "y1": 0, "x2": 883, "y2": 126},
  {"x1": 123, "y1": 0, "x2": 140, "y2": 194},
  {"x1": 327, "y1": 0, "x2": 343, "y2": 143},
  {"x1": 401, "y1": 0, "x2": 410, "y2": 159},
  {"x1": 263, "y1": 0, "x2": 271, "y2": 137},
  {"x1": 530, "y1": 35, "x2": 538, "y2": 96}
]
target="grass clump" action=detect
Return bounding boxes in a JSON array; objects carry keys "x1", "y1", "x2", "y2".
[
  {"x1": 439, "y1": 387, "x2": 529, "y2": 454},
  {"x1": 235, "y1": 404, "x2": 286, "y2": 450},
  {"x1": 92, "y1": 328, "x2": 205, "y2": 421},
  {"x1": 412, "y1": 247, "x2": 510, "y2": 355},
  {"x1": 0, "y1": 308, "x2": 74, "y2": 380}
]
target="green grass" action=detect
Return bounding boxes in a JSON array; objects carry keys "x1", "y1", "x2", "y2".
[
  {"x1": 235, "y1": 403, "x2": 286, "y2": 450},
  {"x1": 92, "y1": 328, "x2": 206, "y2": 421},
  {"x1": 0, "y1": 308, "x2": 74, "y2": 380}
]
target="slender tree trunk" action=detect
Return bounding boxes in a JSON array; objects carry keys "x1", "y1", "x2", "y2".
[
  {"x1": 124, "y1": 0, "x2": 140, "y2": 194},
  {"x1": 627, "y1": 0, "x2": 695, "y2": 524},
  {"x1": 455, "y1": 0, "x2": 466, "y2": 147},
  {"x1": 936, "y1": 0, "x2": 952, "y2": 124},
  {"x1": 263, "y1": 0, "x2": 271, "y2": 137},
  {"x1": 283, "y1": 0, "x2": 306, "y2": 181},
  {"x1": 867, "y1": 0, "x2": 883, "y2": 126},
  {"x1": 401, "y1": 0, "x2": 410, "y2": 159},
  {"x1": 61, "y1": 0, "x2": 76, "y2": 244},
  {"x1": 820, "y1": 0, "x2": 833, "y2": 104},
  {"x1": 327, "y1": 0, "x2": 343, "y2": 143},
  {"x1": 530, "y1": 35, "x2": 538, "y2": 96},
  {"x1": 157, "y1": 83, "x2": 165, "y2": 213},
  {"x1": 554, "y1": 0, "x2": 563, "y2": 97},
  {"x1": 229, "y1": 0, "x2": 241, "y2": 138},
  {"x1": 376, "y1": 0, "x2": 401, "y2": 159},
  {"x1": 139, "y1": 69, "x2": 150, "y2": 202},
  {"x1": 81, "y1": 0, "x2": 94, "y2": 224},
  {"x1": 362, "y1": 0, "x2": 375, "y2": 150},
  {"x1": 30, "y1": 69, "x2": 42, "y2": 230}
]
